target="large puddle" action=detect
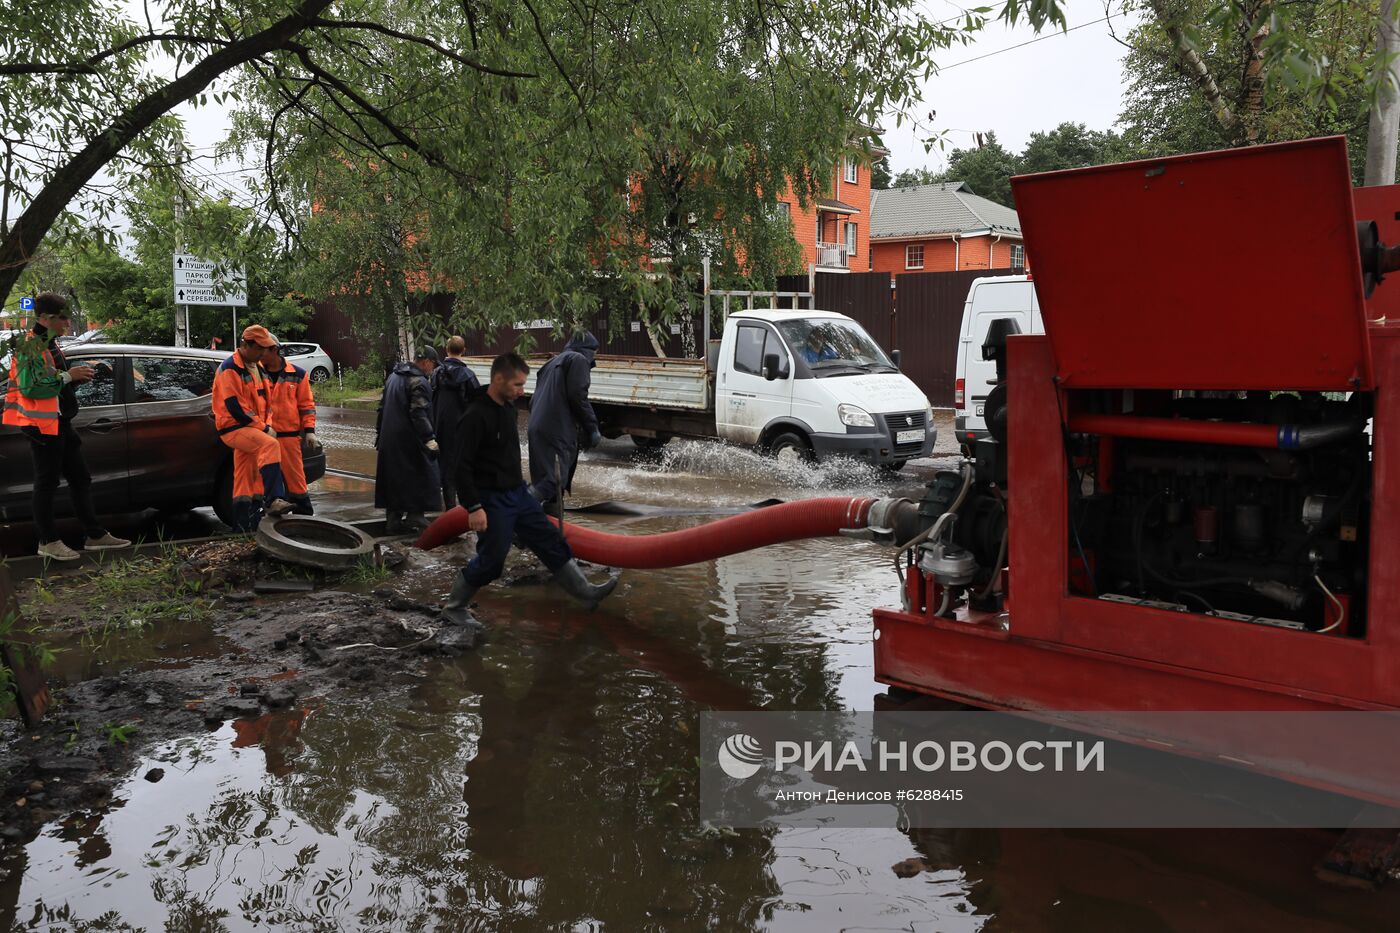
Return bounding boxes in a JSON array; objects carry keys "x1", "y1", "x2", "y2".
[{"x1": 4, "y1": 410, "x2": 1398, "y2": 929}]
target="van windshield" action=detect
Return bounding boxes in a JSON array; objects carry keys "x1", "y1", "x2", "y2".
[{"x1": 773, "y1": 319, "x2": 896, "y2": 376}]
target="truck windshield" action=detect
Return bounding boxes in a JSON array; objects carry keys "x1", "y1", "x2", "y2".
[{"x1": 774, "y1": 319, "x2": 896, "y2": 375}]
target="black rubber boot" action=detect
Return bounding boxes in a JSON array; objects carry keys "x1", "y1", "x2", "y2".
[
  {"x1": 404, "y1": 512, "x2": 431, "y2": 533},
  {"x1": 439, "y1": 574, "x2": 480, "y2": 627},
  {"x1": 384, "y1": 511, "x2": 407, "y2": 534},
  {"x1": 552, "y1": 559, "x2": 619, "y2": 610}
]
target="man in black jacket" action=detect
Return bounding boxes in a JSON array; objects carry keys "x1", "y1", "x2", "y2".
[
  {"x1": 430, "y1": 335, "x2": 480, "y2": 509},
  {"x1": 440, "y1": 352, "x2": 618, "y2": 628},
  {"x1": 374, "y1": 348, "x2": 442, "y2": 534},
  {"x1": 527, "y1": 331, "x2": 601, "y2": 506}
]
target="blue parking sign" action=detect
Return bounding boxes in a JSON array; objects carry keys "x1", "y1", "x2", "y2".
[{"x1": 19, "y1": 296, "x2": 33, "y2": 311}]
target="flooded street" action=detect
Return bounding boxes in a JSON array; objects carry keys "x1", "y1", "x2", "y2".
[{"x1": 3, "y1": 408, "x2": 1398, "y2": 930}]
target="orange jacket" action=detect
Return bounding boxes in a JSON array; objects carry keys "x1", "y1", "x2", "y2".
[
  {"x1": 267, "y1": 360, "x2": 316, "y2": 436},
  {"x1": 212, "y1": 352, "x2": 269, "y2": 434},
  {"x1": 3, "y1": 344, "x2": 61, "y2": 435}
]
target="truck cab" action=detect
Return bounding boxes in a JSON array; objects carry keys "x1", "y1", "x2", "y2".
[{"x1": 716, "y1": 309, "x2": 935, "y2": 468}]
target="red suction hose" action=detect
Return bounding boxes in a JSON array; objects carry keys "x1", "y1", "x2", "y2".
[{"x1": 414, "y1": 497, "x2": 877, "y2": 568}]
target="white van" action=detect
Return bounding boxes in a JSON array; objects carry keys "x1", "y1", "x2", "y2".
[{"x1": 954, "y1": 275, "x2": 1043, "y2": 447}]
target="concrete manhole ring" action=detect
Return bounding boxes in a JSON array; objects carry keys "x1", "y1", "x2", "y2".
[{"x1": 255, "y1": 515, "x2": 377, "y2": 570}]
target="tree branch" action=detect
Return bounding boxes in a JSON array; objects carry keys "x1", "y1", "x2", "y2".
[
  {"x1": 306, "y1": 19, "x2": 537, "y2": 78},
  {"x1": 1146, "y1": 0, "x2": 1240, "y2": 136}
]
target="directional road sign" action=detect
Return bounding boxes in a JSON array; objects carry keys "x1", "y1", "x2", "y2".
[{"x1": 173, "y1": 253, "x2": 248, "y2": 307}]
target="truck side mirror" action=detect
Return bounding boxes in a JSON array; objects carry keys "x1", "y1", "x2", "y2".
[
  {"x1": 763, "y1": 353, "x2": 781, "y2": 381},
  {"x1": 891, "y1": 349, "x2": 902, "y2": 369}
]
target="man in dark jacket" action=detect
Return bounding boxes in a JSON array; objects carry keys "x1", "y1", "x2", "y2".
[
  {"x1": 375, "y1": 348, "x2": 442, "y2": 534},
  {"x1": 431, "y1": 335, "x2": 480, "y2": 509},
  {"x1": 440, "y1": 352, "x2": 618, "y2": 629},
  {"x1": 527, "y1": 331, "x2": 602, "y2": 506}
]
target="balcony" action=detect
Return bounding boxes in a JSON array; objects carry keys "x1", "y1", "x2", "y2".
[{"x1": 816, "y1": 241, "x2": 850, "y2": 269}]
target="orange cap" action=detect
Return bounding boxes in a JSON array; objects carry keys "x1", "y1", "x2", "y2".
[{"x1": 241, "y1": 324, "x2": 275, "y2": 347}]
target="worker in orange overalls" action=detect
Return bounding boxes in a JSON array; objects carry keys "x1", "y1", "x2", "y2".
[
  {"x1": 262, "y1": 337, "x2": 322, "y2": 515},
  {"x1": 213, "y1": 325, "x2": 292, "y2": 530}
]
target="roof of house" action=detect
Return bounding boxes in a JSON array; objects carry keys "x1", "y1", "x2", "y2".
[{"x1": 869, "y1": 182, "x2": 1022, "y2": 239}]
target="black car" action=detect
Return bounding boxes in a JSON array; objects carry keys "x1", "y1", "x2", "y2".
[{"x1": 1, "y1": 344, "x2": 326, "y2": 527}]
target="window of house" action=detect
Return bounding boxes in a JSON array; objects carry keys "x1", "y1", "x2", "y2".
[
  {"x1": 1011, "y1": 244, "x2": 1025, "y2": 268},
  {"x1": 845, "y1": 222, "x2": 857, "y2": 257},
  {"x1": 130, "y1": 356, "x2": 219, "y2": 402},
  {"x1": 844, "y1": 158, "x2": 858, "y2": 184},
  {"x1": 734, "y1": 325, "x2": 767, "y2": 376},
  {"x1": 906, "y1": 244, "x2": 924, "y2": 270},
  {"x1": 773, "y1": 201, "x2": 791, "y2": 222}
]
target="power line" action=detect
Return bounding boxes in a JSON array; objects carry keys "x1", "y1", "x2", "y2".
[{"x1": 934, "y1": 14, "x2": 1121, "y2": 73}]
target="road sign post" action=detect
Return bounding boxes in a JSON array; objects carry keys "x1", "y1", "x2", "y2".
[{"x1": 173, "y1": 253, "x2": 248, "y2": 348}]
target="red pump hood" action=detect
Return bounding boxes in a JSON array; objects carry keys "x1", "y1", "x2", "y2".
[{"x1": 1010, "y1": 136, "x2": 1374, "y2": 391}]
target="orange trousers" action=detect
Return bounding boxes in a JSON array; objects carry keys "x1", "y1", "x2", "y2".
[
  {"x1": 277, "y1": 435, "x2": 307, "y2": 496},
  {"x1": 222, "y1": 427, "x2": 282, "y2": 503}
]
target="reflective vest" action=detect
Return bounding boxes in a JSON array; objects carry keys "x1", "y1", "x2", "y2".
[
  {"x1": 3, "y1": 345, "x2": 61, "y2": 435},
  {"x1": 267, "y1": 361, "x2": 317, "y2": 437},
  {"x1": 212, "y1": 353, "x2": 269, "y2": 434}
]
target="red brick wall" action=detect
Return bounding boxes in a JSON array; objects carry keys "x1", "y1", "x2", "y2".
[
  {"x1": 871, "y1": 235, "x2": 1024, "y2": 275},
  {"x1": 775, "y1": 157, "x2": 872, "y2": 270}
]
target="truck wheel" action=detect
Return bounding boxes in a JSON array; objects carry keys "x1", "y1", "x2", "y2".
[
  {"x1": 213, "y1": 464, "x2": 234, "y2": 527},
  {"x1": 631, "y1": 434, "x2": 670, "y2": 451},
  {"x1": 769, "y1": 431, "x2": 814, "y2": 465}
]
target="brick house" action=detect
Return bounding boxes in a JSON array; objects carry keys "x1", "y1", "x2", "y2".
[
  {"x1": 868, "y1": 182, "x2": 1024, "y2": 274},
  {"x1": 770, "y1": 145, "x2": 886, "y2": 274}
]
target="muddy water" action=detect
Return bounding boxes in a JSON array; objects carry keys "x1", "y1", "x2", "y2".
[{"x1": 4, "y1": 412, "x2": 1398, "y2": 929}]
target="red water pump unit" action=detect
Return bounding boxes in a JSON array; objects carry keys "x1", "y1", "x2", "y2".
[{"x1": 872, "y1": 138, "x2": 1400, "y2": 802}]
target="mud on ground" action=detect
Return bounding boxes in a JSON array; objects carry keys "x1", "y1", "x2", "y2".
[{"x1": 0, "y1": 534, "x2": 565, "y2": 855}]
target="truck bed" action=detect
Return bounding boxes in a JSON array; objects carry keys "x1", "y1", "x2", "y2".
[{"x1": 464, "y1": 354, "x2": 712, "y2": 412}]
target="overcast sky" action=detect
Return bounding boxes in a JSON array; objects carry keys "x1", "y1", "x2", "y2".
[{"x1": 883, "y1": 0, "x2": 1137, "y2": 174}]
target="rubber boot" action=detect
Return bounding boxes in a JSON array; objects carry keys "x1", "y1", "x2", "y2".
[
  {"x1": 552, "y1": 559, "x2": 619, "y2": 610},
  {"x1": 290, "y1": 495, "x2": 314, "y2": 516},
  {"x1": 439, "y1": 573, "x2": 481, "y2": 627},
  {"x1": 404, "y1": 512, "x2": 431, "y2": 533}
]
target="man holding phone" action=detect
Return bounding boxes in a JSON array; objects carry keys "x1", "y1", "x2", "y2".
[{"x1": 2, "y1": 292, "x2": 130, "y2": 560}]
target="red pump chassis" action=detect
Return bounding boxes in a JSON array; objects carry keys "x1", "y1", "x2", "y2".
[{"x1": 871, "y1": 138, "x2": 1400, "y2": 805}]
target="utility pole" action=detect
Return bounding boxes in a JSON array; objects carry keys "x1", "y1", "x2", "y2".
[{"x1": 1366, "y1": 0, "x2": 1400, "y2": 186}]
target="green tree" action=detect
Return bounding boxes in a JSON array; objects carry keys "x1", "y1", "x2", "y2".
[
  {"x1": 934, "y1": 133, "x2": 1021, "y2": 206},
  {"x1": 1119, "y1": 0, "x2": 1381, "y2": 176},
  {"x1": 890, "y1": 166, "x2": 943, "y2": 188},
  {"x1": 1020, "y1": 122, "x2": 1125, "y2": 174}
]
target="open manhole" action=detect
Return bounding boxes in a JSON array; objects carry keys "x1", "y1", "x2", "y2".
[{"x1": 255, "y1": 515, "x2": 377, "y2": 570}]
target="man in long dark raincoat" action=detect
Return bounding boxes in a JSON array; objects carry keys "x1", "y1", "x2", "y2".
[
  {"x1": 375, "y1": 348, "x2": 442, "y2": 533},
  {"x1": 431, "y1": 335, "x2": 480, "y2": 509},
  {"x1": 527, "y1": 332, "x2": 601, "y2": 505}
]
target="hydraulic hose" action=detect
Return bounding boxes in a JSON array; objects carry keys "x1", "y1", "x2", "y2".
[
  {"x1": 414, "y1": 497, "x2": 879, "y2": 568},
  {"x1": 1068, "y1": 414, "x2": 1363, "y2": 451}
]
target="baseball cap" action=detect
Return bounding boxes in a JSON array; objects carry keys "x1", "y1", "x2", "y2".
[
  {"x1": 415, "y1": 346, "x2": 440, "y2": 364},
  {"x1": 242, "y1": 324, "x2": 275, "y2": 347}
]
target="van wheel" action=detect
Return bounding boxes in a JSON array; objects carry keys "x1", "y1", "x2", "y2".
[
  {"x1": 631, "y1": 434, "x2": 669, "y2": 450},
  {"x1": 769, "y1": 431, "x2": 814, "y2": 465},
  {"x1": 213, "y1": 465, "x2": 234, "y2": 527},
  {"x1": 311, "y1": 366, "x2": 330, "y2": 383},
  {"x1": 882, "y1": 460, "x2": 906, "y2": 473}
]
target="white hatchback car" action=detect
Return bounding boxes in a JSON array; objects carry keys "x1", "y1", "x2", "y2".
[{"x1": 280, "y1": 341, "x2": 336, "y2": 382}]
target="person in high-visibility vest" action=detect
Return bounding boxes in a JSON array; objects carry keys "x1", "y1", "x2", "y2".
[
  {"x1": 262, "y1": 337, "x2": 321, "y2": 515},
  {"x1": 212, "y1": 324, "x2": 294, "y2": 530},
  {"x1": 2, "y1": 292, "x2": 130, "y2": 561}
]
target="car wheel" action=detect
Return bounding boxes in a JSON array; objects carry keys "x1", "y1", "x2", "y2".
[
  {"x1": 213, "y1": 464, "x2": 234, "y2": 527},
  {"x1": 769, "y1": 431, "x2": 814, "y2": 465},
  {"x1": 882, "y1": 460, "x2": 906, "y2": 473},
  {"x1": 631, "y1": 434, "x2": 669, "y2": 450},
  {"x1": 311, "y1": 366, "x2": 331, "y2": 383}
]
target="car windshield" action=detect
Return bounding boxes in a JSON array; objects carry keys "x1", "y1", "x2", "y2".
[{"x1": 774, "y1": 319, "x2": 895, "y2": 375}]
